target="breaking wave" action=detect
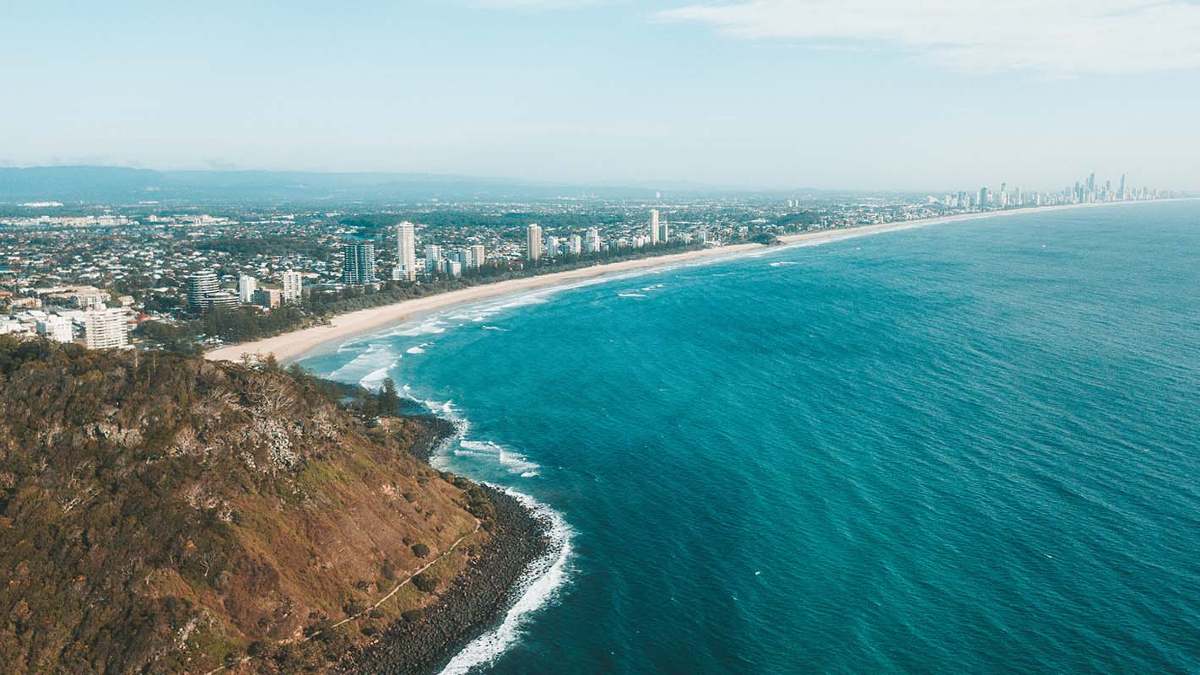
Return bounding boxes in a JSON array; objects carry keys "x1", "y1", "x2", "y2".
[{"x1": 437, "y1": 487, "x2": 572, "y2": 675}]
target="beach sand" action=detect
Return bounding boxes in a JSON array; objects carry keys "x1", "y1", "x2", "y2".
[{"x1": 203, "y1": 200, "x2": 1171, "y2": 364}]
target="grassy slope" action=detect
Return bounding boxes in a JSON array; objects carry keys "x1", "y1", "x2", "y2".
[{"x1": 0, "y1": 339, "x2": 485, "y2": 673}]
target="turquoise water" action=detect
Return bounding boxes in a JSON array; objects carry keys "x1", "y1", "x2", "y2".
[{"x1": 303, "y1": 202, "x2": 1200, "y2": 673}]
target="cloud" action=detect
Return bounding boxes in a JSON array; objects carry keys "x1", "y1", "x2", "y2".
[{"x1": 658, "y1": 0, "x2": 1200, "y2": 75}]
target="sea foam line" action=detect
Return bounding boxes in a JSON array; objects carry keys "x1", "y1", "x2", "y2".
[{"x1": 438, "y1": 485, "x2": 572, "y2": 675}]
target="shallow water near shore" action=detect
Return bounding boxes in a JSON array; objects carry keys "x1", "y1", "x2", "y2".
[{"x1": 303, "y1": 201, "x2": 1200, "y2": 673}]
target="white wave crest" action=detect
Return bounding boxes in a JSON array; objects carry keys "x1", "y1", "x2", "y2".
[
  {"x1": 358, "y1": 361, "x2": 399, "y2": 391},
  {"x1": 406, "y1": 344, "x2": 428, "y2": 355},
  {"x1": 328, "y1": 343, "x2": 396, "y2": 382},
  {"x1": 617, "y1": 292, "x2": 647, "y2": 298},
  {"x1": 438, "y1": 487, "x2": 572, "y2": 675},
  {"x1": 391, "y1": 320, "x2": 448, "y2": 337},
  {"x1": 458, "y1": 440, "x2": 541, "y2": 477}
]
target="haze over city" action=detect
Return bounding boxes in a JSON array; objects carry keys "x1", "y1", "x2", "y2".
[{"x1": 3, "y1": 0, "x2": 1199, "y2": 191}]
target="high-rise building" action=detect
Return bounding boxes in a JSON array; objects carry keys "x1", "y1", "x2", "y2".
[
  {"x1": 469, "y1": 244, "x2": 485, "y2": 269},
  {"x1": 424, "y1": 244, "x2": 443, "y2": 263},
  {"x1": 237, "y1": 274, "x2": 257, "y2": 304},
  {"x1": 568, "y1": 234, "x2": 583, "y2": 255},
  {"x1": 186, "y1": 270, "x2": 219, "y2": 312},
  {"x1": 83, "y1": 310, "x2": 130, "y2": 350},
  {"x1": 526, "y1": 223, "x2": 544, "y2": 262},
  {"x1": 254, "y1": 287, "x2": 282, "y2": 309},
  {"x1": 281, "y1": 270, "x2": 303, "y2": 303},
  {"x1": 585, "y1": 227, "x2": 601, "y2": 254},
  {"x1": 204, "y1": 291, "x2": 239, "y2": 312},
  {"x1": 649, "y1": 210, "x2": 660, "y2": 245},
  {"x1": 978, "y1": 187, "x2": 990, "y2": 208},
  {"x1": 342, "y1": 242, "x2": 376, "y2": 285},
  {"x1": 396, "y1": 221, "x2": 417, "y2": 281},
  {"x1": 1119, "y1": 174, "x2": 1127, "y2": 200},
  {"x1": 545, "y1": 235, "x2": 559, "y2": 257},
  {"x1": 36, "y1": 315, "x2": 74, "y2": 343}
]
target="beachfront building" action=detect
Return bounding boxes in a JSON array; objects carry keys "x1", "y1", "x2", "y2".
[
  {"x1": 83, "y1": 309, "x2": 130, "y2": 350},
  {"x1": 254, "y1": 287, "x2": 282, "y2": 309},
  {"x1": 586, "y1": 227, "x2": 602, "y2": 254},
  {"x1": 238, "y1": 274, "x2": 257, "y2": 304},
  {"x1": 186, "y1": 270, "x2": 219, "y2": 312},
  {"x1": 36, "y1": 315, "x2": 74, "y2": 343},
  {"x1": 545, "y1": 235, "x2": 559, "y2": 258},
  {"x1": 281, "y1": 270, "x2": 303, "y2": 303},
  {"x1": 649, "y1": 209, "x2": 660, "y2": 245},
  {"x1": 396, "y1": 221, "x2": 417, "y2": 281},
  {"x1": 526, "y1": 223, "x2": 544, "y2": 262},
  {"x1": 342, "y1": 242, "x2": 376, "y2": 285},
  {"x1": 469, "y1": 244, "x2": 485, "y2": 269},
  {"x1": 568, "y1": 234, "x2": 582, "y2": 255}
]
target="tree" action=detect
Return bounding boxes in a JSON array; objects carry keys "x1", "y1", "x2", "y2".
[{"x1": 378, "y1": 378, "x2": 400, "y2": 416}]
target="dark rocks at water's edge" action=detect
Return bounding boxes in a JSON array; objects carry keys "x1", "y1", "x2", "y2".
[
  {"x1": 339, "y1": 485, "x2": 550, "y2": 675},
  {"x1": 405, "y1": 414, "x2": 458, "y2": 463}
]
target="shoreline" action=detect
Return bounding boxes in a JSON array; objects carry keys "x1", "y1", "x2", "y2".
[
  {"x1": 205, "y1": 199, "x2": 1190, "y2": 365},
  {"x1": 334, "y1": 409, "x2": 559, "y2": 675},
  {"x1": 339, "y1": 483, "x2": 552, "y2": 675}
]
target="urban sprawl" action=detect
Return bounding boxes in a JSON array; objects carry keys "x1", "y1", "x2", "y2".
[{"x1": 0, "y1": 173, "x2": 1174, "y2": 352}]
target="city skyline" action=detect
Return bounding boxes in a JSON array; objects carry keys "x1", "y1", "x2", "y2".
[{"x1": 2, "y1": 2, "x2": 1198, "y2": 191}]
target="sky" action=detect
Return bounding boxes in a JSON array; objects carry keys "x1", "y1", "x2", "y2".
[{"x1": 1, "y1": 0, "x2": 1198, "y2": 191}]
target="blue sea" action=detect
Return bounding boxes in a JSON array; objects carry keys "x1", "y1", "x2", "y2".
[{"x1": 302, "y1": 201, "x2": 1200, "y2": 673}]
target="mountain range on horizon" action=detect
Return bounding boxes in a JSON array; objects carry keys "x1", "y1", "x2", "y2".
[{"x1": 0, "y1": 165, "x2": 911, "y2": 206}]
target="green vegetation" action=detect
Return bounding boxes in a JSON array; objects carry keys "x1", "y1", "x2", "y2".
[
  {"x1": 137, "y1": 239, "x2": 703, "y2": 353},
  {"x1": 0, "y1": 339, "x2": 481, "y2": 673}
]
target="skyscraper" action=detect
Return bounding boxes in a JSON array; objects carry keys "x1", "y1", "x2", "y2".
[
  {"x1": 469, "y1": 244, "x2": 485, "y2": 269},
  {"x1": 527, "y1": 223, "x2": 544, "y2": 262},
  {"x1": 237, "y1": 274, "x2": 257, "y2": 304},
  {"x1": 342, "y1": 242, "x2": 376, "y2": 285},
  {"x1": 281, "y1": 270, "x2": 303, "y2": 303},
  {"x1": 568, "y1": 233, "x2": 582, "y2": 255},
  {"x1": 649, "y1": 210, "x2": 660, "y2": 245},
  {"x1": 186, "y1": 270, "x2": 219, "y2": 312},
  {"x1": 585, "y1": 227, "x2": 601, "y2": 254},
  {"x1": 978, "y1": 187, "x2": 989, "y2": 208},
  {"x1": 83, "y1": 310, "x2": 130, "y2": 350},
  {"x1": 396, "y1": 221, "x2": 417, "y2": 281}
]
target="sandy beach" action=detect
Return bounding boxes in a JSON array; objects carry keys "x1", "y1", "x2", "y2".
[{"x1": 204, "y1": 200, "x2": 1177, "y2": 364}]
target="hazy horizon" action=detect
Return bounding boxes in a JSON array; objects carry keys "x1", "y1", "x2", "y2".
[{"x1": 3, "y1": 1, "x2": 1199, "y2": 191}]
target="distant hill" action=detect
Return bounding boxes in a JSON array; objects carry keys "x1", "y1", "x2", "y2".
[
  {"x1": 0, "y1": 339, "x2": 532, "y2": 673},
  {"x1": 0, "y1": 165, "x2": 667, "y2": 204}
]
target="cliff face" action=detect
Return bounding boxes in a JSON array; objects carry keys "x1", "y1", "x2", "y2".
[{"x1": 0, "y1": 339, "x2": 486, "y2": 673}]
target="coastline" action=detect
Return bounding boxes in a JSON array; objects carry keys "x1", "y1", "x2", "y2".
[
  {"x1": 339, "y1": 484, "x2": 552, "y2": 675},
  {"x1": 205, "y1": 199, "x2": 1190, "y2": 365}
]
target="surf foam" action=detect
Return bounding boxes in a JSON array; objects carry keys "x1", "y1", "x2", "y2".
[{"x1": 438, "y1": 486, "x2": 572, "y2": 675}]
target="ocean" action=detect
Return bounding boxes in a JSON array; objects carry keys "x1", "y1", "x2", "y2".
[{"x1": 301, "y1": 201, "x2": 1200, "y2": 673}]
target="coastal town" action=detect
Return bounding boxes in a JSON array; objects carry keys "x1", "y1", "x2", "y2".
[{"x1": 0, "y1": 172, "x2": 1174, "y2": 354}]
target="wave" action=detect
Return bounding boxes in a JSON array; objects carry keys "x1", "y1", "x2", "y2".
[
  {"x1": 406, "y1": 344, "x2": 429, "y2": 355},
  {"x1": 459, "y1": 439, "x2": 541, "y2": 477},
  {"x1": 328, "y1": 343, "x2": 396, "y2": 382},
  {"x1": 438, "y1": 486, "x2": 572, "y2": 675},
  {"x1": 388, "y1": 319, "x2": 448, "y2": 337},
  {"x1": 358, "y1": 361, "x2": 399, "y2": 391},
  {"x1": 769, "y1": 261, "x2": 799, "y2": 268},
  {"x1": 617, "y1": 292, "x2": 647, "y2": 299}
]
